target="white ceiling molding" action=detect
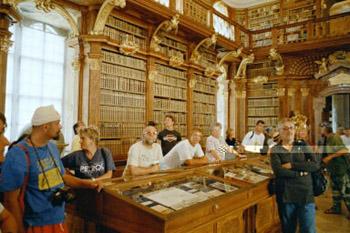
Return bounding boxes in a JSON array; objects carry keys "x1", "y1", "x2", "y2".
[{"x1": 223, "y1": 0, "x2": 277, "y2": 9}]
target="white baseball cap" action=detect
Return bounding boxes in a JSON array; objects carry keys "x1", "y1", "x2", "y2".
[{"x1": 31, "y1": 105, "x2": 61, "y2": 126}]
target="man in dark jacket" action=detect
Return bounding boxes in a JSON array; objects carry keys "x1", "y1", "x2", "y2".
[{"x1": 271, "y1": 118, "x2": 319, "y2": 233}]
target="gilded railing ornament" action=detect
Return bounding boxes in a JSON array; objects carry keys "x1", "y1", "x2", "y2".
[
  {"x1": 269, "y1": 48, "x2": 284, "y2": 75},
  {"x1": 150, "y1": 14, "x2": 180, "y2": 52}
]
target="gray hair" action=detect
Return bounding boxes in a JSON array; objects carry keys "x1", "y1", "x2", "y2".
[
  {"x1": 277, "y1": 118, "x2": 295, "y2": 131},
  {"x1": 210, "y1": 122, "x2": 222, "y2": 132}
]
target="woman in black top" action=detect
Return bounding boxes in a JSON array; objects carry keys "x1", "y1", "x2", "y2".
[{"x1": 225, "y1": 128, "x2": 237, "y2": 147}]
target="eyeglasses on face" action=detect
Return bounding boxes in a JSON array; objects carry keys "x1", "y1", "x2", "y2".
[
  {"x1": 144, "y1": 131, "x2": 158, "y2": 136},
  {"x1": 282, "y1": 126, "x2": 295, "y2": 131}
]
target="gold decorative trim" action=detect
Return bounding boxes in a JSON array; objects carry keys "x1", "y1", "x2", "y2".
[
  {"x1": 169, "y1": 53, "x2": 184, "y2": 67},
  {"x1": 288, "y1": 88, "x2": 296, "y2": 97},
  {"x1": 119, "y1": 35, "x2": 139, "y2": 55},
  {"x1": 188, "y1": 78, "x2": 197, "y2": 89},
  {"x1": 301, "y1": 88, "x2": 309, "y2": 97},
  {"x1": 252, "y1": 76, "x2": 268, "y2": 84},
  {"x1": 269, "y1": 48, "x2": 284, "y2": 75},
  {"x1": 190, "y1": 34, "x2": 216, "y2": 65},
  {"x1": 276, "y1": 87, "x2": 285, "y2": 97},
  {"x1": 35, "y1": 0, "x2": 54, "y2": 13},
  {"x1": 150, "y1": 14, "x2": 180, "y2": 52},
  {"x1": 148, "y1": 70, "x2": 158, "y2": 81},
  {"x1": 0, "y1": 35, "x2": 13, "y2": 53},
  {"x1": 86, "y1": 58, "x2": 101, "y2": 71},
  {"x1": 91, "y1": 0, "x2": 126, "y2": 35},
  {"x1": 236, "y1": 90, "x2": 246, "y2": 99}
]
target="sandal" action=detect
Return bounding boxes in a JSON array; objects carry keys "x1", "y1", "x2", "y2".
[{"x1": 324, "y1": 207, "x2": 341, "y2": 215}]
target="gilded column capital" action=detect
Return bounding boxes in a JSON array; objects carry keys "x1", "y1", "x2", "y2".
[
  {"x1": 288, "y1": 88, "x2": 296, "y2": 97},
  {"x1": 0, "y1": 35, "x2": 13, "y2": 53},
  {"x1": 301, "y1": 88, "x2": 310, "y2": 97},
  {"x1": 276, "y1": 87, "x2": 285, "y2": 97}
]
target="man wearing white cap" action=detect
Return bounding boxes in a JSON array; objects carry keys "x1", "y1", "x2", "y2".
[{"x1": 0, "y1": 105, "x2": 103, "y2": 233}]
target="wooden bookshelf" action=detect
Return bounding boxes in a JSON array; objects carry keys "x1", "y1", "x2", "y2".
[
  {"x1": 247, "y1": 2, "x2": 280, "y2": 30},
  {"x1": 247, "y1": 82, "x2": 279, "y2": 132},
  {"x1": 153, "y1": 63, "x2": 188, "y2": 136},
  {"x1": 100, "y1": 47, "x2": 146, "y2": 161},
  {"x1": 193, "y1": 72, "x2": 217, "y2": 145},
  {"x1": 104, "y1": 14, "x2": 148, "y2": 51},
  {"x1": 184, "y1": 0, "x2": 210, "y2": 27}
]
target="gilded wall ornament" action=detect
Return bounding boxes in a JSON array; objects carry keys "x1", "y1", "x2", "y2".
[
  {"x1": 120, "y1": 35, "x2": 139, "y2": 55},
  {"x1": 169, "y1": 53, "x2": 184, "y2": 67},
  {"x1": 252, "y1": 76, "x2": 268, "y2": 84},
  {"x1": 150, "y1": 14, "x2": 180, "y2": 53},
  {"x1": 91, "y1": 0, "x2": 126, "y2": 35},
  {"x1": 35, "y1": 0, "x2": 55, "y2": 13},
  {"x1": 190, "y1": 34, "x2": 216, "y2": 65},
  {"x1": 234, "y1": 53, "x2": 255, "y2": 79},
  {"x1": 205, "y1": 65, "x2": 218, "y2": 77},
  {"x1": 188, "y1": 78, "x2": 197, "y2": 89},
  {"x1": 148, "y1": 70, "x2": 158, "y2": 81},
  {"x1": 315, "y1": 58, "x2": 328, "y2": 75},
  {"x1": 269, "y1": 48, "x2": 284, "y2": 75}
]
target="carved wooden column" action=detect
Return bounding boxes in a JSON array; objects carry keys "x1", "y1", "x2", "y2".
[
  {"x1": 313, "y1": 97, "x2": 325, "y2": 144},
  {"x1": 0, "y1": 6, "x2": 19, "y2": 112},
  {"x1": 187, "y1": 68, "x2": 195, "y2": 137},
  {"x1": 82, "y1": 40, "x2": 102, "y2": 125},
  {"x1": 234, "y1": 79, "x2": 247, "y2": 140},
  {"x1": 276, "y1": 87, "x2": 286, "y2": 118}
]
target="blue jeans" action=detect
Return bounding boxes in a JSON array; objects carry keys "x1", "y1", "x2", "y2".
[{"x1": 277, "y1": 202, "x2": 316, "y2": 233}]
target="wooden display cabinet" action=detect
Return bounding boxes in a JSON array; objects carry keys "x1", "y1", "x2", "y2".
[{"x1": 68, "y1": 159, "x2": 279, "y2": 233}]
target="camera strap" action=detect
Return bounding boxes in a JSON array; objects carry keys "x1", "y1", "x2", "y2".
[{"x1": 28, "y1": 137, "x2": 64, "y2": 191}]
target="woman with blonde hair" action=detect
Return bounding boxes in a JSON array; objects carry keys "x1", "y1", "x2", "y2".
[{"x1": 62, "y1": 125, "x2": 115, "y2": 180}]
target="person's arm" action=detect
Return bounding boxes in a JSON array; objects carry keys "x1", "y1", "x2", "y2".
[
  {"x1": 0, "y1": 204, "x2": 17, "y2": 233},
  {"x1": 291, "y1": 146, "x2": 320, "y2": 172},
  {"x1": 63, "y1": 174, "x2": 103, "y2": 192},
  {"x1": 95, "y1": 171, "x2": 113, "y2": 180},
  {"x1": 270, "y1": 152, "x2": 298, "y2": 178},
  {"x1": 4, "y1": 189, "x2": 23, "y2": 233},
  {"x1": 128, "y1": 164, "x2": 160, "y2": 176},
  {"x1": 323, "y1": 148, "x2": 349, "y2": 164},
  {"x1": 184, "y1": 156, "x2": 208, "y2": 166},
  {"x1": 209, "y1": 149, "x2": 222, "y2": 161}
]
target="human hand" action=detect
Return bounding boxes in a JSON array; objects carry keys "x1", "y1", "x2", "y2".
[{"x1": 282, "y1": 163, "x2": 292, "y2": 169}]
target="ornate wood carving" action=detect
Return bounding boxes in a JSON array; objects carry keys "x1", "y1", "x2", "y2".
[
  {"x1": 190, "y1": 34, "x2": 216, "y2": 65},
  {"x1": 0, "y1": 35, "x2": 13, "y2": 53},
  {"x1": 91, "y1": 0, "x2": 126, "y2": 35},
  {"x1": 150, "y1": 14, "x2": 180, "y2": 52}
]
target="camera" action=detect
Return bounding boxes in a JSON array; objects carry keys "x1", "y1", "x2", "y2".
[{"x1": 51, "y1": 187, "x2": 76, "y2": 205}]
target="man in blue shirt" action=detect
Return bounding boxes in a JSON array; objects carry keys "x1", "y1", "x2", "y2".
[{"x1": 0, "y1": 105, "x2": 102, "y2": 233}]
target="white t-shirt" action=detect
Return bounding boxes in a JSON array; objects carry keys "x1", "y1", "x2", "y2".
[
  {"x1": 206, "y1": 136, "x2": 228, "y2": 162},
  {"x1": 0, "y1": 202, "x2": 4, "y2": 214},
  {"x1": 242, "y1": 131, "x2": 265, "y2": 153},
  {"x1": 123, "y1": 141, "x2": 163, "y2": 176},
  {"x1": 341, "y1": 135, "x2": 350, "y2": 151},
  {"x1": 162, "y1": 139, "x2": 204, "y2": 169}
]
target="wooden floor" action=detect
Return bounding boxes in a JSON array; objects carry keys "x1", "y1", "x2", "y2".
[{"x1": 315, "y1": 193, "x2": 350, "y2": 233}]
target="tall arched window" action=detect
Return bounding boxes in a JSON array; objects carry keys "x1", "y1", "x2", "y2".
[{"x1": 213, "y1": 2, "x2": 235, "y2": 41}]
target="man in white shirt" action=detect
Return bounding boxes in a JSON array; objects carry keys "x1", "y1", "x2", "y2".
[
  {"x1": 162, "y1": 129, "x2": 208, "y2": 169},
  {"x1": 206, "y1": 122, "x2": 232, "y2": 162},
  {"x1": 341, "y1": 127, "x2": 350, "y2": 151},
  {"x1": 123, "y1": 126, "x2": 163, "y2": 176},
  {"x1": 242, "y1": 120, "x2": 265, "y2": 153}
]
